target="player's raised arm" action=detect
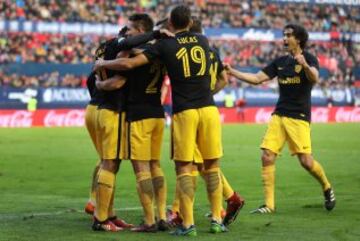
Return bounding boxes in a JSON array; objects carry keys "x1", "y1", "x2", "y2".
[
  {"x1": 224, "y1": 63, "x2": 270, "y2": 85},
  {"x1": 93, "y1": 54, "x2": 149, "y2": 72},
  {"x1": 95, "y1": 74, "x2": 126, "y2": 91},
  {"x1": 117, "y1": 28, "x2": 174, "y2": 51},
  {"x1": 294, "y1": 54, "x2": 319, "y2": 84}
]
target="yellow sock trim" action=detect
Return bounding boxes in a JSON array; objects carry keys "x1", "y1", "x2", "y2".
[
  {"x1": 310, "y1": 160, "x2": 331, "y2": 191},
  {"x1": 191, "y1": 170, "x2": 199, "y2": 177},
  {"x1": 95, "y1": 169, "x2": 115, "y2": 222},
  {"x1": 136, "y1": 171, "x2": 155, "y2": 225},
  {"x1": 262, "y1": 165, "x2": 275, "y2": 210}
]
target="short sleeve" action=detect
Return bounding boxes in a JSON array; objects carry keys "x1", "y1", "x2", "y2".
[
  {"x1": 262, "y1": 60, "x2": 278, "y2": 79},
  {"x1": 306, "y1": 53, "x2": 319, "y2": 70},
  {"x1": 143, "y1": 41, "x2": 162, "y2": 62}
]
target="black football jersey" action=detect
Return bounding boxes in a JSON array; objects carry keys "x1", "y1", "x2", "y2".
[
  {"x1": 143, "y1": 31, "x2": 215, "y2": 114},
  {"x1": 95, "y1": 33, "x2": 164, "y2": 112},
  {"x1": 96, "y1": 38, "x2": 128, "y2": 112},
  {"x1": 86, "y1": 71, "x2": 102, "y2": 105},
  {"x1": 209, "y1": 46, "x2": 224, "y2": 91},
  {"x1": 262, "y1": 51, "x2": 319, "y2": 122},
  {"x1": 125, "y1": 44, "x2": 165, "y2": 122}
]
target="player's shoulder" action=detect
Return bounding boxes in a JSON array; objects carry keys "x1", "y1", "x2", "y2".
[
  {"x1": 190, "y1": 32, "x2": 209, "y2": 42},
  {"x1": 106, "y1": 37, "x2": 118, "y2": 45},
  {"x1": 95, "y1": 41, "x2": 107, "y2": 57},
  {"x1": 270, "y1": 55, "x2": 288, "y2": 66},
  {"x1": 303, "y1": 51, "x2": 317, "y2": 61},
  {"x1": 147, "y1": 37, "x2": 173, "y2": 49}
]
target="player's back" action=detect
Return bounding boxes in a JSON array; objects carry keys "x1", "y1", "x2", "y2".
[
  {"x1": 144, "y1": 31, "x2": 214, "y2": 113},
  {"x1": 96, "y1": 38, "x2": 127, "y2": 112},
  {"x1": 126, "y1": 44, "x2": 165, "y2": 121}
]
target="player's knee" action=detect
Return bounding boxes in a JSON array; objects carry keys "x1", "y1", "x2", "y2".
[
  {"x1": 203, "y1": 158, "x2": 219, "y2": 170},
  {"x1": 132, "y1": 160, "x2": 150, "y2": 173},
  {"x1": 113, "y1": 161, "x2": 120, "y2": 173},
  {"x1": 101, "y1": 159, "x2": 120, "y2": 173},
  {"x1": 175, "y1": 161, "x2": 193, "y2": 175},
  {"x1": 150, "y1": 160, "x2": 161, "y2": 171},
  {"x1": 261, "y1": 150, "x2": 275, "y2": 166},
  {"x1": 298, "y1": 154, "x2": 313, "y2": 170}
]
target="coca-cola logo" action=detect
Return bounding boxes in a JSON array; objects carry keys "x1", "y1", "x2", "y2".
[
  {"x1": 255, "y1": 108, "x2": 272, "y2": 123},
  {"x1": 44, "y1": 110, "x2": 85, "y2": 127},
  {"x1": 311, "y1": 108, "x2": 329, "y2": 123},
  {"x1": 0, "y1": 111, "x2": 33, "y2": 127},
  {"x1": 335, "y1": 108, "x2": 360, "y2": 122}
]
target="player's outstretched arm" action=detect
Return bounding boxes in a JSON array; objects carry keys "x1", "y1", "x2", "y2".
[
  {"x1": 118, "y1": 29, "x2": 174, "y2": 51},
  {"x1": 224, "y1": 63, "x2": 269, "y2": 85},
  {"x1": 93, "y1": 54, "x2": 149, "y2": 72},
  {"x1": 95, "y1": 74, "x2": 126, "y2": 91}
]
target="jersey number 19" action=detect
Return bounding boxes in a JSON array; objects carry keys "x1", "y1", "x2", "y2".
[{"x1": 176, "y1": 46, "x2": 206, "y2": 78}]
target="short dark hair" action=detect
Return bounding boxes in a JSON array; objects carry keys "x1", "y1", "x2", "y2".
[
  {"x1": 129, "y1": 13, "x2": 154, "y2": 32},
  {"x1": 284, "y1": 24, "x2": 309, "y2": 49},
  {"x1": 189, "y1": 16, "x2": 202, "y2": 33},
  {"x1": 170, "y1": 5, "x2": 191, "y2": 30}
]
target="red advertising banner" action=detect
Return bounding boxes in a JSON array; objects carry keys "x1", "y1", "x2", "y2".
[
  {"x1": 0, "y1": 109, "x2": 84, "y2": 127},
  {"x1": 0, "y1": 107, "x2": 360, "y2": 127},
  {"x1": 219, "y1": 107, "x2": 360, "y2": 123}
]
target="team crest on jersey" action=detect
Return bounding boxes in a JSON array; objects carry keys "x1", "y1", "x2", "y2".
[{"x1": 295, "y1": 64, "x2": 302, "y2": 73}]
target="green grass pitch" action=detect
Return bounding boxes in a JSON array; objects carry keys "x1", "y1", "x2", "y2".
[{"x1": 0, "y1": 123, "x2": 359, "y2": 241}]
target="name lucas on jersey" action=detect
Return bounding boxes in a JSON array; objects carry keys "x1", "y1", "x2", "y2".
[{"x1": 177, "y1": 36, "x2": 198, "y2": 44}]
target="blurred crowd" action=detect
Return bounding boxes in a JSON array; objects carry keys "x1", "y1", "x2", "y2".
[
  {"x1": 1, "y1": 0, "x2": 359, "y2": 32},
  {"x1": 0, "y1": 70, "x2": 87, "y2": 88},
  {"x1": 0, "y1": 0, "x2": 359, "y2": 91},
  {"x1": 0, "y1": 32, "x2": 98, "y2": 64},
  {"x1": 1, "y1": 31, "x2": 358, "y2": 89}
]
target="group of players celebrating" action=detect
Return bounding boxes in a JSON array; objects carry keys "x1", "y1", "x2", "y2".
[{"x1": 83, "y1": 4, "x2": 336, "y2": 236}]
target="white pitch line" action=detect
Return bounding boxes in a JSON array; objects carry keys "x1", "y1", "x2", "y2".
[{"x1": 1, "y1": 194, "x2": 354, "y2": 222}]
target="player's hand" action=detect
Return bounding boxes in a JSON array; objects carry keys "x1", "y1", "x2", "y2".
[
  {"x1": 294, "y1": 54, "x2": 309, "y2": 68},
  {"x1": 93, "y1": 58, "x2": 105, "y2": 72},
  {"x1": 95, "y1": 75, "x2": 103, "y2": 90},
  {"x1": 159, "y1": 29, "x2": 175, "y2": 38},
  {"x1": 223, "y1": 63, "x2": 233, "y2": 73}
]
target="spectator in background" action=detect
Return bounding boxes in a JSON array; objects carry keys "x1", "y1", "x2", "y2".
[
  {"x1": 1, "y1": 0, "x2": 359, "y2": 31},
  {"x1": 223, "y1": 89, "x2": 235, "y2": 108},
  {"x1": 235, "y1": 98, "x2": 246, "y2": 122}
]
